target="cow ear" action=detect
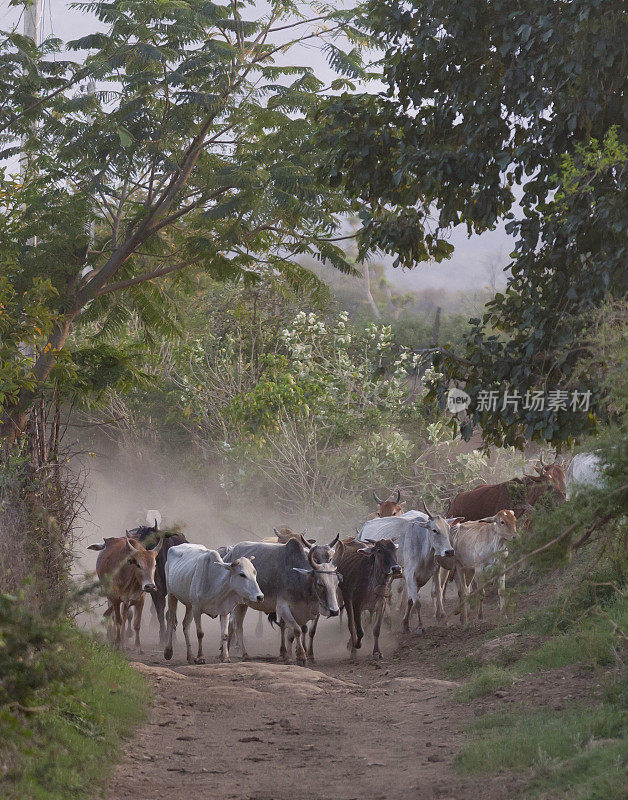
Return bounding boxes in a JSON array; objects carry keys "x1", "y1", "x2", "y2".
[
  {"x1": 357, "y1": 547, "x2": 373, "y2": 555},
  {"x1": 333, "y1": 540, "x2": 344, "y2": 564},
  {"x1": 87, "y1": 543, "x2": 105, "y2": 551},
  {"x1": 477, "y1": 516, "x2": 496, "y2": 523},
  {"x1": 447, "y1": 517, "x2": 465, "y2": 526},
  {"x1": 293, "y1": 567, "x2": 313, "y2": 575}
]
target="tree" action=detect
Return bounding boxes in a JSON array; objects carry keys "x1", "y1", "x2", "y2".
[
  {"x1": 318, "y1": 0, "x2": 627, "y2": 446},
  {"x1": 0, "y1": 0, "x2": 370, "y2": 448}
]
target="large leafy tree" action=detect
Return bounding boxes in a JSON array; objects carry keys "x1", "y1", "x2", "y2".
[
  {"x1": 0, "y1": 0, "x2": 370, "y2": 447},
  {"x1": 318, "y1": 0, "x2": 627, "y2": 446}
]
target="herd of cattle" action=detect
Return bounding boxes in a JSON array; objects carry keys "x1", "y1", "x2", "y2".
[{"x1": 88, "y1": 453, "x2": 602, "y2": 664}]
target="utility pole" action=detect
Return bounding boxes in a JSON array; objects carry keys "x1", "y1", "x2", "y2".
[
  {"x1": 24, "y1": 0, "x2": 40, "y2": 43},
  {"x1": 22, "y1": 0, "x2": 40, "y2": 246}
]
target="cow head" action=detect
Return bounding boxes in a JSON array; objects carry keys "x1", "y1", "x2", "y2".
[
  {"x1": 358, "y1": 538, "x2": 402, "y2": 584},
  {"x1": 124, "y1": 533, "x2": 162, "y2": 592},
  {"x1": 420, "y1": 501, "x2": 455, "y2": 566},
  {"x1": 293, "y1": 541, "x2": 342, "y2": 618},
  {"x1": 372, "y1": 489, "x2": 406, "y2": 518},
  {"x1": 217, "y1": 557, "x2": 264, "y2": 604},
  {"x1": 532, "y1": 456, "x2": 567, "y2": 495},
  {"x1": 478, "y1": 510, "x2": 518, "y2": 540}
]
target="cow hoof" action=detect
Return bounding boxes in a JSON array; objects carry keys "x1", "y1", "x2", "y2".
[
  {"x1": 164, "y1": 646, "x2": 173, "y2": 660},
  {"x1": 372, "y1": 652, "x2": 383, "y2": 660},
  {"x1": 194, "y1": 657, "x2": 206, "y2": 665},
  {"x1": 187, "y1": 657, "x2": 195, "y2": 665},
  {"x1": 241, "y1": 653, "x2": 250, "y2": 662},
  {"x1": 415, "y1": 627, "x2": 425, "y2": 635},
  {"x1": 220, "y1": 656, "x2": 231, "y2": 663},
  {"x1": 307, "y1": 655, "x2": 316, "y2": 664},
  {"x1": 402, "y1": 626, "x2": 410, "y2": 635}
]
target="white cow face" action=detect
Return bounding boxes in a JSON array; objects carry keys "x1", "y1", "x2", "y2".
[
  {"x1": 225, "y1": 557, "x2": 264, "y2": 604},
  {"x1": 425, "y1": 517, "x2": 455, "y2": 560}
]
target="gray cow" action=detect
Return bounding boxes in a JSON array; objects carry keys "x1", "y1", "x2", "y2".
[
  {"x1": 224, "y1": 536, "x2": 342, "y2": 665},
  {"x1": 358, "y1": 502, "x2": 456, "y2": 634}
]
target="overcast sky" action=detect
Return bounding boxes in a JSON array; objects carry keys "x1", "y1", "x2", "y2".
[{"x1": 2, "y1": 0, "x2": 513, "y2": 292}]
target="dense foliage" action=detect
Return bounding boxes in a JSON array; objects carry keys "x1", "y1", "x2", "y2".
[
  {"x1": 0, "y1": 0, "x2": 371, "y2": 446},
  {"x1": 319, "y1": 0, "x2": 627, "y2": 446}
]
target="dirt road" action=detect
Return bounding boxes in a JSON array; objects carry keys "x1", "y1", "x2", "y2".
[{"x1": 96, "y1": 595, "x2": 523, "y2": 800}]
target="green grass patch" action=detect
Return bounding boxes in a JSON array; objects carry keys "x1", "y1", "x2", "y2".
[
  {"x1": 457, "y1": 694, "x2": 628, "y2": 799},
  {"x1": 0, "y1": 631, "x2": 149, "y2": 800},
  {"x1": 454, "y1": 665, "x2": 515, "y2": 701}
]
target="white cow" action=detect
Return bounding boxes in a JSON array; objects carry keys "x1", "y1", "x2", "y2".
[
  {"x1": 164, "y1": 543, "x2": 263, "y2": 664},
  {"x1": 565, "y1": 452, "x2": 606, "y2": 499},
  {"x1": 440, "y1": 510, "x2": 518, "y2": 624},
  {"x1": 358, "y1": 503, "x2": 456, "y2": 634}
]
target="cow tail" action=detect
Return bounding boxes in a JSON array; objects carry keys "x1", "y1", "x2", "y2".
[{"x1": 268, "y1": 612, "x2": 278, "y2": 628}]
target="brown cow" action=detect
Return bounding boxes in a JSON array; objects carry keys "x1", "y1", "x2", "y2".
[
  {"x1": 367, "y1": 489, "x2": 406, "y2": 520},
  {"x1": 88, "y1": 534, "x2": 162, "y2": 651},
  {"x1": 334, "y1": 537, "x2": 402, "y2": 660},
  {"x1": 447, "y1": 468, "x2": 565, "y2": 521}
]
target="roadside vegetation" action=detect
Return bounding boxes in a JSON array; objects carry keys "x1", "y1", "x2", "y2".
[{"x1": 0, "y1": 593, "x2": 149, "y2": 800}]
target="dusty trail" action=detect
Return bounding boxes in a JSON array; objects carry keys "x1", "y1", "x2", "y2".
[{"x1": 97, "y1": 595, "x2": 518, "y2": 800}]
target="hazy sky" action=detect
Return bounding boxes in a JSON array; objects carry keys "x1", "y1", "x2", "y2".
[{"x1": 2, "y1": 0, "x2": 514, "y2": 292}]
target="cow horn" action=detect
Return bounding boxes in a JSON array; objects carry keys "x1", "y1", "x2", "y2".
[
  {"x1": 421, "y1": 500, "x2": 434, "y2": 519},
  {"x1": 373, "y1": 491, "x2": 383, "y2": 505},
  {"x1": 394, "y1": 489, "x2": 401, "y2": 503},
  {"x1": 328, "y1": 533, "x2": 340, "y2": 548},
  {"x1": 308, "y1": 547, "x2": 319, "y2": 569},
  {"x1": 273, "y1": 527, "x2": 280, "y2": 536},
  {"x1": 299, "y1": 533, "x2": 312, "y2": 549},
  {"x1": 539, "y1": 453, "x2": 545, "y2": 468}
]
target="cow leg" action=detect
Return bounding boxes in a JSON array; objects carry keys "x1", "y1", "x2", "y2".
[
  {"x1": 153, "y1": 592, "x2": 168, "y2": 645},
  {"x1": 193, "y1": 607, "x2": 206, "y2": 664},
  {"x1": 219, "y1": 613, "x2": 230, "y2": 663},
  {"x1": 498, "y1": 572, "x2": 507, "y2": 616},
  {"x1": 181, "y1": 604, "x2": 194, "y2": 664},
  {"x1": 255, "y1": 610, "x2": 265, "y2": 637},
  {"x1": 278, "y1": 619, "x2": 289, "y2": 662},
  {"x1": 434, "y1": 569, "x2": 448, "y2": 622},
  {"x1": 354, "y1": 603, "x2": 365, "y2": 649},
  {"x1": 307, "y1": 615, "x2": 319, "y2": 663},
  {"x1": 345, "y1": 598, "x2": 359, "y2": 660},
  {"x1": 112, "y1": 599, "x2": 124, "y2": 650},
  {"x1": 132, "y1": 594, "x2": 145, "y2": 653},
  {"x1": 454, "y1": 568, "x2": 469, "y2": 625},
  {"x1": 372, "y1": 599, "x2": 385, "y2": 660},
  {"x1": 404, "y1": 578, "x2": 423, "y2": 634},
  {"x1": 125, "y1": 603, "x2": 134, "y2": 639},
  {"x1": 402, "y1": 597, "x2": 413, "y2": 634},
  {"x1": 164, "y1": 594, "x2": 177, "y2": 660},
  {"x1": 277, "y1": 601, "x2": 306, "y2": 666},
  {"x1": 232, "y1": 604, "x2": 249, "y2": 660}
]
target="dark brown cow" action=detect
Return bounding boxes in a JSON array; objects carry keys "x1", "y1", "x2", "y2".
[
  {"x1": 335, "y1": 537, "x2": 402, "y2": 660},
  {"x1": 367, "y1": 489, "x2": 406, "y2": 520},
  {"x1": 447, "y1": 469, "x2": 565, "y2": 522},
  {"x1": 129, "y1": 523, "x2": 187, "y2": 644},
  {"x1": 88, "y1": 534, "x2": 162, "y2": 651}
]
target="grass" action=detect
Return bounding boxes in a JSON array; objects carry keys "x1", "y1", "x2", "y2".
[
  {"x1": 454, "y1": 665, "x2": 515, "y2": 701},
  {"x1": 450, "y1": 593, "x2": 627, "y2": 701},
  {"x1": 0, "y1": 631, "x2": 149, "y2": 800},
  {"x1": 457, "y1": 695, "x2": 628, "y2": 799}
]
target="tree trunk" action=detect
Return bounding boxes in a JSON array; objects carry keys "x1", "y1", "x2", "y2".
[
  {"x1": 363, "y1": 264, "x2": 380, "y2": 319},
  {"x1": 0, "y1": 314, "x2": 75, "y2": 450}
]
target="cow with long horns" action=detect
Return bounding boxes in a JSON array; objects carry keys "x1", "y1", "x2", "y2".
[{"x1": 367, "y1": 489, "x2": 406, "y2": 520}]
